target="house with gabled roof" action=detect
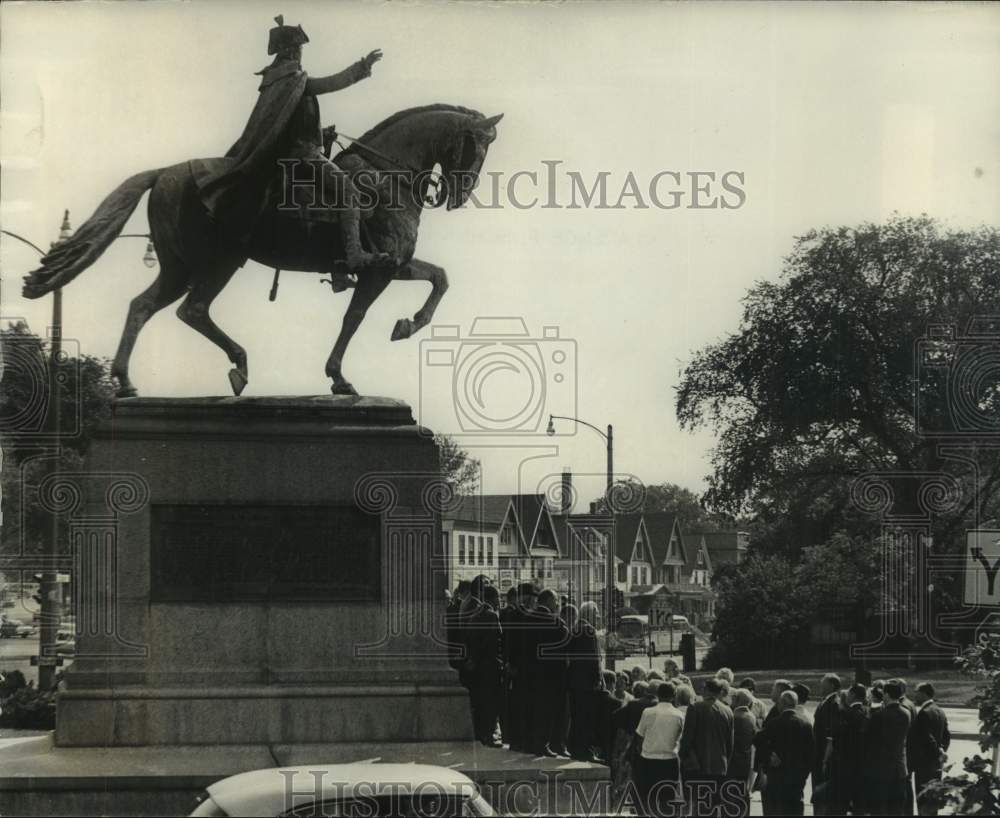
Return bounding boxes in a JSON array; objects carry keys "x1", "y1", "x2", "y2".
[
  {"x1": 637, "y1": 512, "x2": 718, "y2": 627},
  {"x1": 615, "y1": 513, "x2": 657, "y2": 593},
  {"x1": 690, "y1": 529, "x2": 750, "y2": 568},
  {"x1": 442, "y1": 493, "x2": 566, "y2": 592},
  {"x1": 642, "y1": 512, "x2": 688, "y2": 586},
  {"x1": 552, "y1": 513, "x2": 614, "y2": 604}
]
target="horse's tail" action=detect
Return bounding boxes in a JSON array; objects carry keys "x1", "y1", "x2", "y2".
[{"x1": 21, "y1": 167, "x2": 164, "y2": 299}]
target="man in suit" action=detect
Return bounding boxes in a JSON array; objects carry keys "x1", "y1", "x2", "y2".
[
  {"x1": 812, "y1": 673, "x2": 843, "y2": 815},
  {"x1": 498, "y1": 587, "x2": 519, "y2": 747},
  {"x1": 756, "y1": 679, "x2": 792, "y2": 816},
  {"x1": 729, "y1": 688, "x2": 758, "y2": 818},
  {"x1": 761, "y1": 690, "x2": 814, "y2": 816},
  {"x1": 909, "y1": 682, "x2": 951, "y2": 816},
  {"x1": 868, "y1": 679, "x2": 913, "y2": 815},
  {"x1": 833, "y1": 683, "x2": 869, "y2": 815},
  {"x1": 791, "y1": 683, "x2": 812, "y2": 719},
  {"x1": 464, "y1": 584, "x2": 504, "y2": 747},
  {"x1": 565, "y1": 601, "x2": 603, "y2": 761},
  {"x1": 892, "y1": 677, "x2": 919, "y2": 815},
  {"x1": 505, "y1": 582, "x2": 537, "y2": 752},
  {"x1": 525, "y1": 588, "x2": 569, "y2": 757},
  {"x1": 446, "y1": 581, "x2": 471, "y2": 673},
  {"x1": 738, "y1": 677, "x2": 768, "y2": 728},
  {"x1": 680, "y1": 677, "x2": 735, "y2": 817}
]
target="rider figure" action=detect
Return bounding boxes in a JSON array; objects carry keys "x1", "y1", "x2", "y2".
[{"x1": 196, "y1": 15, "x2": 388, "y2": 273}]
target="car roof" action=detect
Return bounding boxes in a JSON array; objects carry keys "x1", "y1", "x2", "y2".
[{"x1": 206, "y1": 763, "x2": 478, "y2": 816}]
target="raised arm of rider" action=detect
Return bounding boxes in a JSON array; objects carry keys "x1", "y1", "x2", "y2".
[{"x1": 304, "y1": 50, "x2": 382, "y2": 96}]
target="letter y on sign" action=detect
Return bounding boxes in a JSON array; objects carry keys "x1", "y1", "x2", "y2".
[{"x1": 966, "y1": 531, "x2": 1000, "y2": 607}]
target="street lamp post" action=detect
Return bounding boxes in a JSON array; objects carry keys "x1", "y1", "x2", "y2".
[
  {"x1": 1, "y1": 213, "x2": 69, "y2": 689},
  {"x1": 1, "y1": 216, "x2": 154, "y2": 690},
  {"x1": 547, "y1": 413, "x2": 616, "y2": 670}
]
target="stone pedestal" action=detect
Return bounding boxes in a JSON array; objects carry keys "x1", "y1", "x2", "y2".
[{"x1": 54, "y1": 396, "x2": 471, "y2": 747}]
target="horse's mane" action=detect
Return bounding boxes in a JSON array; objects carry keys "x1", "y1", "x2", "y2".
[{"x1": 346, "y1": 103, "x2": 484, "y2": 150}]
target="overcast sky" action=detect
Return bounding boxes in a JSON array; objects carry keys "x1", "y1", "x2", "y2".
[{"x1": 2, "y1": 1, "x2": 999, "y2": 509}]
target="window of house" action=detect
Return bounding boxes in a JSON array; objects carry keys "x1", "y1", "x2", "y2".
[
  {"x1": 697, "y1": 550, "x2": 704, "y2": 566},
  {"x1": 458, "y1": 535, "x2": 465, "y2": 565},
  {"x1": 487, "y1": 537, "x2": 494, "y2": 565},
  {"x1": 596, "y1": 564, "x2": 605, "y2": 583},
  {"x1": 617, "y1": 563, "x2": 626, "y2": 583},
  {"x1": 631, "y1": 566, "x2": 637, "y2": 586},
  {"x1": 501, "y1": 525, "x2": 512, "y2": 546},
  {"x1": 478, "y1": 536, "x2": 484, "y2": 565}
]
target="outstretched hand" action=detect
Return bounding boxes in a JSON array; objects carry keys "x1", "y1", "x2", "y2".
[{"x1": 365, "y1": 49, "x2": 383, "y2": 70}]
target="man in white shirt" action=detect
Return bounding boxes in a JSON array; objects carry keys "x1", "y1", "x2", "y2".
[{"x1": 635, "y1": 681, "x2": 685, "y2": 816}]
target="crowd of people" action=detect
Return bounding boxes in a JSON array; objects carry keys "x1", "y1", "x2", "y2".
[{"x1": 446, "y1": 577, "x2": 953, "y2": 817}]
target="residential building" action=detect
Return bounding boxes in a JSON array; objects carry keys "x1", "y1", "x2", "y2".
[
  {"x1": 441, "y1": 494, "x2": 565, "y2": 593},
  {"x1": 692, "y1": 529, "x2": 750, "y2": 567}
]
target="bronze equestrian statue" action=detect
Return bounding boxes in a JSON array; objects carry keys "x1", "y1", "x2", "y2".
[{"x1": 22, "y1": 15, "x2": 502, "y2": 398}]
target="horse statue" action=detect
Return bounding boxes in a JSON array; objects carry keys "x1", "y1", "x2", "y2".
[{"x1": 21, "y1": 104, "x2": 502, "y2": 397}]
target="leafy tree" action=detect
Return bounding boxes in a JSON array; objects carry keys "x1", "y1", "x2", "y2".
[
  {"x1": 707, "y1": 552, "x2": 808, "y2": 668},
  {"x1": 677, "y1": 215, "x2": 1000, "y2": 557},
  {"x1": 591, "y1": 478, "x2": 736, "y2": 529},
  {"x1": 708, "y1": 532, "x2": 884, "y2": 668},
  {"x1": 435, "y1": 434, "x2": 480, "y2": 497},
  {"x1": 924, "y1": 638, "x2": 1000, "y2": 813},
  {"x1": 1, "y1": 322, "x2": 114, "y2": 556}
]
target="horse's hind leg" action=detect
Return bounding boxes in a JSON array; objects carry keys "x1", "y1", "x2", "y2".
[
  {"x1": 111, "y1": 262, "x2": 189, "y2": 397},
  {"x1": 175, "y1": 263, "x2": 246, "y2": 395}
]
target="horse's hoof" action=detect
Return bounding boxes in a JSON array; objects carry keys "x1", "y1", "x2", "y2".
[
  {"x1": 115, "y1": 386, "x2": 138, "y2": 399},
  {"x1": 391, "y1": 318, "x2": 413, "y2": 341},
  {"x1": 330, "y1": 381, "x2": 359, "y2": 397},
  {"x1": 228, "y1": 368, "x2": 248, "y2": 396}
]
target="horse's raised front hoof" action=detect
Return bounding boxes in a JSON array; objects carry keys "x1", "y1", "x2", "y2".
[
  {"x1": 391, "y1": 318, "x2": 414, "y2": 341},
  {"x1": 330, "y1": 380, "x2": 359, "y2": 397},
  {"x1": 228, "y1": 368, "x2": 248, "y2": 397},
  {"x1": 115, "y1": 385, "x2": 138, "y2": 399}
]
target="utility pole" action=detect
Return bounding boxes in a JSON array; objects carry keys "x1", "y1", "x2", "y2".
[{"x1": 38, "y1": 211, "x2": 69, "y2": 690}]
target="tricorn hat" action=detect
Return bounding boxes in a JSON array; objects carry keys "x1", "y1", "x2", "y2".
[{"x1": 267, "y1": 15, "x2": 309, "y2": 56}]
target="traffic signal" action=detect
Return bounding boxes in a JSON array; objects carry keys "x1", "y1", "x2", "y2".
[{"x1": 31, "y1": 574, "x2": 44, "y2": 607}]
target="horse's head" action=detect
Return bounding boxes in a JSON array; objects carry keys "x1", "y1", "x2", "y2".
[
  {"x1": 439, "y1": 112, "x2": 503, "y2": 210},
  {"x1": 349, "y1": 105, "x2": 503, "y2": 210}
]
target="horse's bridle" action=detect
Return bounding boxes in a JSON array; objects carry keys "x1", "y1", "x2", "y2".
[{"x1": 331, "y1": 130, "x2": 446, "y2": 208}]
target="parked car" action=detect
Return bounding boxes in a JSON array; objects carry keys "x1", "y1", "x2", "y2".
[
  {"x1": 54, "y1": 629, "x2": 75, "y2": 657},
  {"x1": 190, "y1": 764, "x2": 494, "y2": 817},
  {"x1": 0, "y1": 618, "x2": 35, "y2": 639}
]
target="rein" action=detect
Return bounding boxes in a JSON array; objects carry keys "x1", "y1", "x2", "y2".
[{"x1": 333, "y1": 131, "x2": 446, "y2": 205}]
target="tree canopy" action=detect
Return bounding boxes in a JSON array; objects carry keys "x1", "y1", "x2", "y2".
[
  {"x1": 677, "y1": 215, "x2": 1000, "y2": 555},
  {"x1": 435, "y1": 434, "x2": 480, "y2": 497},
  {"x1": 1, "y1": 322, "x2": 114, "y2": 556},
  {"x1": 591, "y1": 478, "x2": 735, "y2": 530}
]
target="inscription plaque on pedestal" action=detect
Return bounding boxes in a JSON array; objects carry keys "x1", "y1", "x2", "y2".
[{"x1": 151, "y1": 504, "x2": 381, "y2": 602}]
